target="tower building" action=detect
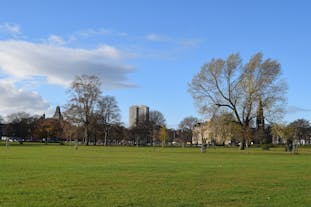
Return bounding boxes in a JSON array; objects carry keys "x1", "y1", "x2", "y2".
[
  {"x1": 256, "y1": 97, "x2": 264, "y2": 130},
  {"x1": 53, "y1": 106, "x2": 63, "y2": 121},
  {"x1": 129, "y1": 105, "x2": 149, "y2": 128}
]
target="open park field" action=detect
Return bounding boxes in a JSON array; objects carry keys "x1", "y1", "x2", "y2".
[{"x1": 0, "y1": 144, "x2": 311, "y2": 207}]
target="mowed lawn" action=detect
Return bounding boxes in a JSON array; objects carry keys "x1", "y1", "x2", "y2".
[{"x1": 0, "y1": 145, "x2": 311, "y2": 207}]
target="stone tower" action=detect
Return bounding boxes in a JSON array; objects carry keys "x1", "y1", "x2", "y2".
[
  {"x1": 53, "y1": 106, "x2": 63, "y2": 121},
  {"x1": 256, "y1": 97, "x2": 264, "y2": 130}
]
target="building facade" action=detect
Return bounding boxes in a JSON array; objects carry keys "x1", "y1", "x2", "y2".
[
  {"x1": 129, "y1": 105, "x2": 149, "y2": 128},
  {"x1": 192, "y1": 122, "x2": 234, "y2": 145},
  {"x1": 192, "y1": 98, "x2": 270, "y2": 146}
]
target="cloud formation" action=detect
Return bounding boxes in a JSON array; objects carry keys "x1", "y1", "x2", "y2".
[
  {"x1": 0, "y1": 40, "x2": 134, "y2": 88},
  {"x1": 75, "y1": 28, "x2": 111, "y2": 38},
  {"x1": 47, "y1": 35, "x2": 67, "y2": 45},
  {"x1": 0, "y1": 23, "x2": 21, "y2": 36},
  {"x1": 67, "y1": 28, "x2": 128, "y2": 42},
  {"x1": 146, "y1": 33, "x2": 204, "y2": 49},
  {"x1": 287, "y1": 105, "x2": 311, "y2": 114},
  {"x1": 146, "y1": 33, "x2": 171, "y2": 42},
  {"x1": 0, "y1": 25, "x2": 202, "y2": 117},
  {"x1": 0, "y1": 81, "x2": 51, "y2": 117}
]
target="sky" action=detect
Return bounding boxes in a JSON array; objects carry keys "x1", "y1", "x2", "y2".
[{"x1": 0, "y1": 0, "x2": 311, "y2": 128}]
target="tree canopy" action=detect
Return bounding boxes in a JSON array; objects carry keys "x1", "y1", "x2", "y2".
[
  {"x1": 149, "y1": 110, "x2": 166, "y2": 126},
  {"x1": 189, "y1": 52, "x2": 287, "y2": 149},
  {"x1": 96, "y1": 95, "x2": 121, "y2": 146},
  {"x1": 178, "y1": 116, "x2": 199, "y2": 131},
  {"x1": 65, "y1": 74, "x2": 102, "y2": 145}
]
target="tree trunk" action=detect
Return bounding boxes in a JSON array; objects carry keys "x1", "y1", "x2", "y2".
[
  {"x1": 239, "y1": 125, "x2": 249, "y2": 150},
  {"x1": 201, "y1": 138, "x2": 207, "y2": 153},
  {"x1": 75, "y1": 139, "x2": 78, "y2": 150},
  {"x1": 94, "y1": 132, "x2": 97, "y2": 146},
  {"x1": 152, "y1": 137, "x2": 156, "y2": 149},
  {"x1": 239, "y1": 138, "x2": 246, "y2": 150},
  {"x1": 285, "y1": 139, "x2": 293, "y2": 152},
  {"x1": 104, "y1": 130, "x2": 108, "y2": 146},
  {"x1": 84, "y1": 125, "x2": 89, "y2": 146}
]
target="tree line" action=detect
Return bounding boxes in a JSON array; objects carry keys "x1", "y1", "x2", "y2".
[
  {"x1": 0, "y1": 111, "x2": 196, "y2": 147},
  {"x1": 0, "y1": 75, "x2": 196, "y2": 147},
  {"x1": 1, "y1": 52, "x2": 308, "y2": 152}
]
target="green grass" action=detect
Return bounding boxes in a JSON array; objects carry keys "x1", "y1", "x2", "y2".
[{"x1": 1, "y1": 144, "x2": 311, "y2": 207}]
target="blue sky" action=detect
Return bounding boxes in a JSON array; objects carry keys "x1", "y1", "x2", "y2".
[{"x1": 0, "y1": 0, "x2": 311, "y2": 128}]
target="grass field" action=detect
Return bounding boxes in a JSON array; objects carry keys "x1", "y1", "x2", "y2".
[{"x1": 0, "y1": 144, "x2": 311, "y2": 207}]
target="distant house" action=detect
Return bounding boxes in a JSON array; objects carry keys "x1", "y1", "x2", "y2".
[
  {"x1": 192, "y1": 122, "x2": 208, "y2": 145},
  {"x1": 272, "y1": 127, "x2": 311, "y2": 145},
  {"x1": 192, "y1": 98, "x2": 272, "y2": 146},
  {"x1": 192, "y1": 122, "x2": 233, "y2": 145}
]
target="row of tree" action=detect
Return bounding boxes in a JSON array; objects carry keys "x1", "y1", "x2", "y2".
[
  {"x1": 1, "y1": 109, "x2": 309, "y2": 149},
  {"x1": 1, "y1": 52, "x2": 306, "y2": 152},
  {"x1": 0, "y1": 111, "x2": 197, "y2": 147},
  {"x1": 0, "y1": 75, "x2": 198, "y2": 146},
  {"x1": 192, "y1": 111, "x2": 311, "y2": 148},
  {"x1": 63, "y1": 75, "x2": 173, "y2": 146},
  {"x1": 271, "y1": 119, "x2": 311, "y2": 151}
]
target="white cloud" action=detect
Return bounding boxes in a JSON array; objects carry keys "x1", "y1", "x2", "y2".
[
  {"x1": 0, "y1": 81, "x2": 51, "y2": 117},
  {"x1": 0, "y1": 23, "x2": 21, "y2": 36},
  {"x1": 287, "y1": 105, "x2": 311, "y2": 114},
  {"x1": 47, "y1": 35, "x2": 66, "y2": 45},
  {"x1": 179, "y1": 38, "x2": 204, "y2": 48},
  {"x1": 117, "y1": 32, "x2": 128, "y2": 37},
  {"x1": 75, "y1": 28, "x2": 111, "y2": 38},
  {"x1": 68, "y1": 28, "x2": 128, "y2": 42},
  {"x1": 146, "y1": 33, "x2": 204, "y2": 49},
  {"x1": 146, "y1": 33, "x2": 170, "y2": 42},
  {"x1": 0, "y1": 40, "x2": 135, "y2": 88}
]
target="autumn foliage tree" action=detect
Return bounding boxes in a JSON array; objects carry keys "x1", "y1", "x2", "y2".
[
  {"x1": 33, "y1": 118, "x2": 63, "y2": 144},
  {"x1": 159, "y1": 126, "x2": 168, "y2": 148}
]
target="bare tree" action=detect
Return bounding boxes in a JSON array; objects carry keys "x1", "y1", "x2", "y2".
[
  {"x1": 178, "y1": 116, "x2": 198, "y2": 131},
  {"x1": 178, "y1": 116, "x2": 199, "y2": 145},
  {"x1": 6, "y1": 112, "x2": 34, "y2": 142},
  {"x1": 65, "y1": 75, "x2": 101, "y2": 145},
  {"x1": 288, "y1": 119, "x2": 310, "y2": 147},
  {"x1": 149, "y1": 110, "x2": 166, "y2": 146},
  {"x1": 149, "y1": 110, "x2": 166, "y2": 126},
  {"x1": 189, "y1": 52, "x2": 287, "y2": 149},
  {"x1": 97, "y1": 95, "x2": 121, "y2": 146}
]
